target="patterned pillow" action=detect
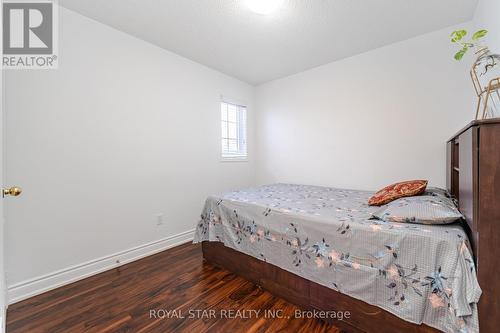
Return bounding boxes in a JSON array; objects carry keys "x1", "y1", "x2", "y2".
[
  {"x1": 368, "y1": 180, "x2": 428, "y2": 206},
  {"x1": 372, "y1": 188, "x2": 463, "y2": 224}
]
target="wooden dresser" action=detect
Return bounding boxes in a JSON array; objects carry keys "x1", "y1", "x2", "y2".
[{"x1": 447, "y1": 119, "x2": 500, "y2": 333}]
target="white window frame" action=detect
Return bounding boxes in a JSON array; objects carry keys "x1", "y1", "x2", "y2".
[{"x1": 220, "y1": 99, "x2": 248, "y2": 162}]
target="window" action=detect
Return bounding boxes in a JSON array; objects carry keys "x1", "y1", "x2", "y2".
[{"x1": 221, "y1": 101, "x2": 247, "y2": 160}]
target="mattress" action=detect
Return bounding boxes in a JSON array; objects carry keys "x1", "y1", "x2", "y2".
[{"x1": 193, "y1": 184, "x2": 481, "y2": 333}]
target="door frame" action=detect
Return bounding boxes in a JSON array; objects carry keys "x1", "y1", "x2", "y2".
[{"x1": 1, "y1": 1, "x2": 7, "y2": 331}]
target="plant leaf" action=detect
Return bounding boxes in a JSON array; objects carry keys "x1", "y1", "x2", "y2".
[
  {"x1": 451, "y1": 30, "x2": 467, "y2": 43},
  {"x1": 472, "y1": 30, "x2": 488, "y2": 41},
  {"x1": 454, "y1": 46, "x2": 468, "y2": 61}
]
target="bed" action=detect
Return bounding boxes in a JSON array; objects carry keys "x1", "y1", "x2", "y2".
[
  {"x1": 193, "y1": 184, "x2": 479, "y2": 333},
  {"x1": 194, "y1": 120, "x2": 500, "y2": 333}
]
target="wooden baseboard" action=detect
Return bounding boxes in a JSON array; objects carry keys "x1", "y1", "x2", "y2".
[{"x1": 7, "y1": 229, "x2": 195, "y2": 305}]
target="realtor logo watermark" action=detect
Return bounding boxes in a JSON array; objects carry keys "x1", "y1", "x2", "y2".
[{"x1": 2, "y1": 0, "x2": 58, "y2": 69}]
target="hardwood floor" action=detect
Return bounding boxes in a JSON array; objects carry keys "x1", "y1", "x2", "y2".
[{"x1": 7, "y1": 242, "x2": 342, "y2": 333}]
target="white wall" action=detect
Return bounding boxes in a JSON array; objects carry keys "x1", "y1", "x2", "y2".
[
  {"x1": 255, "y1": 25, "x2": 475, "y2": 191},
  {"x1": 473, "y1": 0, "x2": 500, "y2": 53},
  {"x1": 4, "y1": 7, "x2": 255, "y2": 297}
]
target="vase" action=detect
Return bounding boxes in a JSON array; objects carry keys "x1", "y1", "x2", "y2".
[
  {"x1": 473, "y1": 47, "x2": 500, "y2": 88},
  {"x1": 472, "y1": 47, "x2": 500, "y2": 119}
]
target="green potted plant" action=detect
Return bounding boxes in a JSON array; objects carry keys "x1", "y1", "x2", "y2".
[
  {"x1": 451, "y1": 29, "x2": 500, "y2": 119},
  {"x1": 450, "y1": 29, "x2": 488, "y2": 60}
]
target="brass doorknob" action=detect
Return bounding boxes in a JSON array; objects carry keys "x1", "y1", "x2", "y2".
[{"x1": 3, "y1": 187, "x2": 22, "y2": 197}]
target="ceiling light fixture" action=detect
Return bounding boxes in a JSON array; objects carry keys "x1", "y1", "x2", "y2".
[{"x1": 246, "y1": 0, "x2": 284, "y2": 15}]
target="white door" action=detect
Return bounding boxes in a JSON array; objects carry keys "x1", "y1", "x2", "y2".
[
  {"x1": 0, "y1": 47, "x2": 5, "y2": 333},
  {"x1": 0, "y1": 58, "x2": 20, "y2": 333},
  {"x1": 0, "y1": 45, "x2": 5, "y2": 333},
  {"x1": 0, "y1": 24, "x2": 19, "y2": 332},
  {"x1": 0, "y1": 2, "x2": 5, "y2": 328}
]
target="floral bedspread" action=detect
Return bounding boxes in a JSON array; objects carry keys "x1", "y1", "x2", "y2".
[{"x1": 193, "y1": 184, "x2": 481, "y2": 333}]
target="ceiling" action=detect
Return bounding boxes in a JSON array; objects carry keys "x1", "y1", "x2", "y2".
[{"x1": 59, "y1": 0, "x2": 478, "y2": 85}]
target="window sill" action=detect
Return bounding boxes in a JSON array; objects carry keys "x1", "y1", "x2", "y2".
[{"x1": 220, "y1": 156, "x2": 248, "y2": 162}]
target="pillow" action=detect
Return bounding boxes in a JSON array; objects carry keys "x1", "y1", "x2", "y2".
[
  {"x1": 372, "y1": 188, "x2": 463, "y2": 225},
  {"x1": 368, "y1": 180, "x2": 428, "y2": 206}
]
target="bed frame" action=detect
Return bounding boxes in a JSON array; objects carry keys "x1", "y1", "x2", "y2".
[{"x1": 202, "y1": 119, "x2": 500, "y2": 333}]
